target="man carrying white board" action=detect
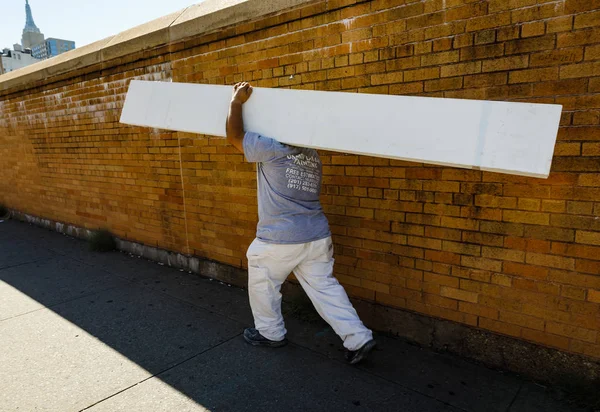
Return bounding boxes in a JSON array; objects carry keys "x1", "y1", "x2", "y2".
[{"x1": 226, "y1": 82, "x2": 376, "y2": 364}]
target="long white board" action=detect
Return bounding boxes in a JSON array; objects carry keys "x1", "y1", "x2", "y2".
[{"x1": 120, "y1": 80, "x2": 562, "y2": 178}]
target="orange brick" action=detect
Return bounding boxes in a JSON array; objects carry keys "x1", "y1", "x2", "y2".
[
  {"x1": 585, "y1": 44, "x2": 600, "y2": 61},
  {"x1": 579, "y1": 174, "x2": 600, "y2": 187},
  {"x1": 466, "y1": 12, "x2": 511, "y2": 32},
  {"x1": 424, "y1": 77, "x2": 464, "y2": 92},
  {"x1": 504, "y1": 237, "x2": 550, "y2": 254},
  {"x1": 414, "y1": 41, "x2": 433, "y2": 55},
  {"x1": 503, "y1": 210, "x2": 550, "y2": 225},
  {"x1": 371, "y1": 71, "x2": 404, "y2": 85},
  {"x1": 424, "y1": 203, "x2": 461, "y2": 216},
  {"x1": 551, "y1": 242, "x2": 600, "y2": 262},
  {"x1": 506, "y1": 34, "x2": 555, "y2": 56},
  {"x1": 517, "y1": 198, "x2": 541, "y2": 211},
  {"x1": 571, "y1": 341, "x2": 600, "y2": 358},
  {"x1": 459, "y1": 301, "x2": 499, "y2": 319},
  {"x1": 547, "y1": 321, "x2": 597, "y2": 343},
  {"x1": 548, "y1": 268, "x2": 600, "y2": 289},
  {"x1": 475, "y1": 195, "x2": 517, "y2": 209},
  {"x1": 525, "y1": 252, "x2": 575, "y2": 271},
  {"x1": 457, "y1": 269, "x2": 493, "y2": 284},
  {"x1": 425, "y1": 293, "x2": 459, "y2": 310},
  {"x1": 440, "y1": 61, "x2": 482, "y2": 77},
  {"x1": 551, "y1": 214, "x2": 600, "y2": 231},
  {"x1": 425, "y1": 250, "x2": 461, "y2": 265},
  {"x1": 480, "y1": 221, "x2": 524, "y2": 236},
  {"x1": 462, "y1": 231, "x2": 504, "y2": 247},
  {"x1": 521, "y1": 21, "x2": 546, "y2": 38},
  {"x1": 565, "y1": 0, "x2": 599, "y2": 13},
  {"x1": 433, "y1": 38, "x2": 453, "y2": 52},
  {"x1": 407, "y1": 12, "x2": 446, "y2": 30},
  {"x1": 390, "y1": 82, "x2": 424, "y2": 95},
  {"x1": 511, "y1": 3, "x2": 565, "y2": 24},
  {"x1": 474, "y1": 29, "x2": 496, "y2": 45},
  {"x1": 424, "y1": 272, "x2": 459, "y2": 288},
  {"x1": 386, "y1": 56, "x2": 420, "y2": 71},
  {"x1": 460, "y1": 44, "x2": 504, "y2": 61},
  {"x1": 424, "y1": 21, "x2": 467, "y2": 40},
  {"x1": 530, "y1": 48, "x2": 584, "y2": 67},
  {"x1": 509, "y1": 67, "x2": 559, "y2": 84},
  {"x1": 461, "y1": 256, "x2": 503, "y2": 272},
  {"x1": 541, "y1": 199, "x2": 566, "y2": 213},
  {"x1": 327, "y1": 66, "x2": 355, "y2": 79},
  {"x1": 574, "y1": 10, "x2": 600, "y2": 30},
  {"x1": 497, "y1": 26, "x2": 520, "y2": 41},
  {"x1": 500, "y1": 311, "x2": 545, "y2": 331},
  {"x1": 428, "y1": 304, "x2": 478, "y2": 326},
  {"x1": 582, "y1": 142, "x2": 600, "y2": 155},
  {"x1": 404, "y1": 67, "x2": 441, "y2": 82},
  {"x1": 361, "y1": 279, "x2": 390, "y2": 294},
  {"x1": 441, "y1": 216, "x2": 479, "y2": 231},
  {"x1": 376, "y1": 292, "x2": 406, "y2": 309},
  {"x1": 453, "y1": 33, "x2": 474, "y2": 48},
  {"x1": 561, "y1": 285, "x2": 587, "y2": 301},
  {"x1": 488, "y1": 0, "x2": 535, "y2": 12},
  {"x1": 440, "y1": 286, "x2": 479, "y2": 303},
  {"x1": 482, "y1": 246, "x2": 525, "y2": 263},
  {"x1": 442, "y1": 240, "x2": 481, "y2": 256},
  {"x1": 446, "y1": 2, "x2": 488, "y2": 21},
  {"x1": 421, "y1": 51, "x2": 460, "y2": 66},
  {"x1": 588, "y1": 289, "x2": 600, "y2": 303},
  {"x1": 482, "y1": 55, "x2": 529, "y2": 72},
  {"x1": 573, "y1": 111, "x2": 600, "y2": 125},
  {"x1": 560, "y1": 62, "x2": 600, "y2": 79},
  {"x1": 567, "y1": 201, "x2": 594, "y2": 215},
  {"x1": 504, "y1": 262, "x2": 548, "y2": 280},
  {"x1": 522, "y1": 328, "x2": 571, "y2": 351},
  {"x1": 479, "y1": 317, "x2": 522, "y2": 338},
  {"x1": 547, "y1": 16, "x2": 573, "y2": 33},
  {"x1": 407, "y1": 235, "x2": 442, "y2": 251}
]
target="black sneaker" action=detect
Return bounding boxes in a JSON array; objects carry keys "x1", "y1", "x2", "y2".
[
  {"x1": 345, "y1": 339, "x2": 377, "y2": 365},
  {"x1": 243, "y1": 328, "x2": 288, "y2": 348}
]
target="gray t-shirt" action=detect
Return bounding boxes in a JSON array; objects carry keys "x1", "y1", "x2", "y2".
[{"x1": 243, "y1": 131, "x2": 331, "y2": 244}]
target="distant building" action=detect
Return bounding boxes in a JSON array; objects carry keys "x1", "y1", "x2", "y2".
[
  {"x1": 32, "y1": 38, "x2": 76, "y2": 60},
  {"x1": 21, "y1": 0, "x2": 44, "y2": 49},
  {"x1": 0, "y1": 45, "x2": 41, "y2": 74},
  {"x1": 20, "y1": 1, "x2": 77, "y2": 62}
]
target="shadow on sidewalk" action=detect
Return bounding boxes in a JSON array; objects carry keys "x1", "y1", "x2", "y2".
[{"x1": 0, "y1": 219, "x2": 595, "y2": 411}]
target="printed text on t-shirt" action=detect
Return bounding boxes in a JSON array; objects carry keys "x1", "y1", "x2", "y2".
[{"x1": 285, "y1": 153, "x2": 320, "y2": 194}]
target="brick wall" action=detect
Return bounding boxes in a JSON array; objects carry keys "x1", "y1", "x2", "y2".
[{"x1": 1, "y1": 0, "x2": 599, "y2": 360}]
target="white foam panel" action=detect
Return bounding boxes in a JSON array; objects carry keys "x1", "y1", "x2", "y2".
[{"x1": 120, "y1": 80, "x2": 562, "y2": 178}]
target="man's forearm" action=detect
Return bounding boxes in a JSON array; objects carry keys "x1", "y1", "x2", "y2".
[{"x1": 226, "y1": 101, "x2": 245, "y2": 152}]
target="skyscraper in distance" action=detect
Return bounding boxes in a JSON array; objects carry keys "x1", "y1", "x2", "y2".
[
  {"x1": 21, "y1": 0, "x2": 44, "y2": 49},
  {"x1": 17, "y1": 1, "x2": 77, "y2": 60}
]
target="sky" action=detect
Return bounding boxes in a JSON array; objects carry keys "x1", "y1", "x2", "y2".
[{"x1": 1, "y1": 0, "x2": 202, "y2": 49}]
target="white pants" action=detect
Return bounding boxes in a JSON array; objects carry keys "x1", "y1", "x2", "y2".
[{"x1": 246, "y1": 236, "x2": 373, "y2": 351}]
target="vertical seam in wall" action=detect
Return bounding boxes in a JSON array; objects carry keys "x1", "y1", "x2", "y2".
[
  {"x1": 176, "y1": 129, "x2": 191, "y2": 256},
  {"x1": 170, "y1": 6, "x2": 193, "y2": 256}
]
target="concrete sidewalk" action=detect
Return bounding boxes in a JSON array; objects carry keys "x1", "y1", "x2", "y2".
[{"x1": 0, "y1": 219, "x2": 594, "y2": 412}]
